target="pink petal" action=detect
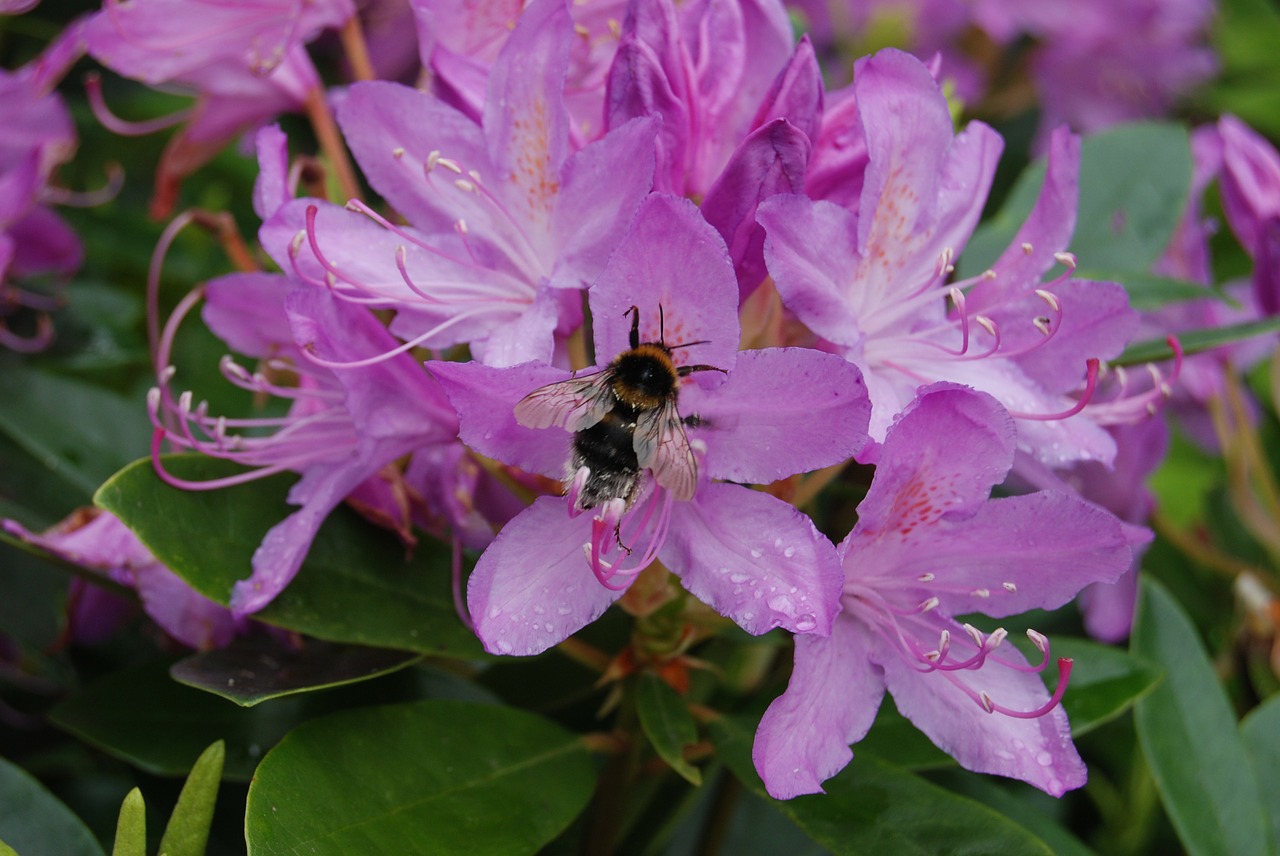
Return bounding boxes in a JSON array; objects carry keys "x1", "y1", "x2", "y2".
[
  {"x1": 753, "y1": 617, "x2": 885, "y2": 799},
  {"x1": 468, "y1": 495, "x2": 624, "y2": 655},
  {"x1": 662, "y1": 482, "x2": 843, "y2": 636}
]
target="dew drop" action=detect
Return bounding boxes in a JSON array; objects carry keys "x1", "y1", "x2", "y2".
[
  {"x1": 750, "y1": 548, "x2": 762, "y2": 558},
  {"x1": 793, "y1": 614, "x2": 817, "y2": 632},
  {"x1": 533, "y1": 605, "x2": 545, "y2": 615},
  {"x1": 995, "y1": 749, "x2": 1014, "y2": 761},
  {"x1": 783, "y1": 546, "x2": 796, "y2": 558},
  {"x1": 557, "y1": 606, "x2": 571, "y2": 615},
  {"x1": 1036, "y1": 751, "x2": 1054, "y2": 767},
  {"x1": 488, "y1": 607, "x2": 503, "y2": 618},
  {"x1": 729, "y1": 572, "x2": 750, "y2": 584},
  {"x1": 496, "y1": 639, "x2": 513, "y2": 654}
]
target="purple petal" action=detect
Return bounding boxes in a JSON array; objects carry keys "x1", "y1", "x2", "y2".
[
  {"x1": 662, "y1": 482, "x2": 843, "y2": 636},
  {"x1": 851, "y1": 384, "x2": 1015, "y2": 536},
  {"x1": 337, "y1": 80, "x2": 494, "y2": 234},
  {"x1": 550, "y1": 115, "x2": 658, "y2": 289},
  {"x1": 753, "y1": 618, "x2": 885, "y2": 799},
  {"x1": 751, "y1": 36, "x2": 823, "y2": 142},
  {"x1": 253, "y1": 124, "x2": 291, "y2": 221},
  {"x1": 468, "y1": 495, "x2": 625, "y2": 655},
  {"x1": 701, "y1": 119, "x2": 811, "y2": 297},
  {"x1": 681, "y1": 348, "x2": 870, "y2": 482},
  {"x1": 875, "y1": 624, "x2": 1086, "y2": 796},
  {"x1": 483, "y1": 0, "x2": 571, "y2": 226},
  {"x1": 758, "y1": 194, "x2": 862, "y2": 347},
  {"x1": 202, "y1": 272, "x2": 293, "y2": 358},
  {"x1": 970, "y1": 127, "x2": 1081, "y2": 311},
  {"x1": 427, "y1": 359, "x2": 573, "y2": 479},
  {"x1": 589, "y1": 194, "x2": 740, "y2": 374}
]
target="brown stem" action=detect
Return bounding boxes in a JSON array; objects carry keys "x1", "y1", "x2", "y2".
[
  {"x1": 303, "y1": 86, "x2": 362, "y2": 204},
  {"x1": 339, "y1": 16, "x2": 377, "y2": 83}
]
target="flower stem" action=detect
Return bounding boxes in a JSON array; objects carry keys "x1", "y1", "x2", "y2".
[{"x1": 303, "y1": 86, "x2": 362, "y2": 204}]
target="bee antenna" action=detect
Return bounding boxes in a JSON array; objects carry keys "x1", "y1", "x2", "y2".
[
  {"x1": 669, "y1": 339, "x2": 710, "y2": 351},
  {"x1": 659, "y1": 304, "x2": 666, "y2": 345}
]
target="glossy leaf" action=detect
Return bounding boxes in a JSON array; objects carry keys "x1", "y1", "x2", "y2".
[
  {"x1": 170, "y1": 636, "x2": 422, "y2": 706},
  {"x1": 245, "y1": 700, "x2": 596, "y2": 855},
  {"x1": 0, "y1": 367, "x2": 150, "y2": 498},
  {"x1": 928, "y1": 770, "x2": 1097, "y2": 856},
  {"x1": 1115, "y1": 316, "x2": 1280, "y2": 365},
  {"x1": 1241, "y1": 693, "x2": 1280, "y2": 846},
  {"x1": 95, "y1": 455, "x2": 482, "y2": 658},
  {"x1": 856, "y1": 699, "x2": 952, "y2": 770},
  {"x1": 0, "y1": 756, "x2": 105, "y2": 856},
  {"x1": 0, "y1": 839, "x2": 17, "y2": 856},
  {"x1": 111, "y1": 788, "x2": 146, "y2": 856},
  {"x1": 709, "y1": 716, "x2": 1054, "y2": 855},
  {"x1": 960, "y1": 122, "x2": 1192, "y2": 279},
  {"x1": 1078, "y1": 270, "x2": 1229, "y2": 311},
  {"x1": 158, "y1": 741, "x2": 224, "y2": 856},
  {"x1": 635, "y1": 673, "x2": 702, "y2": 785},
  {"x1": 1133, "y1": 579, "x2": 1272, "y2": 856}
]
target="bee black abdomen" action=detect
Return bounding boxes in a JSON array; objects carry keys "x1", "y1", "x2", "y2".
[{"x1": 572, "y1": 408, "x2": 641, "y2": 509}]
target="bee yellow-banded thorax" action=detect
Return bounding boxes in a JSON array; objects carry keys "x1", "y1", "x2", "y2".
[{"x1": 609, "y1": 343, "x2": 679, "y2": 410}]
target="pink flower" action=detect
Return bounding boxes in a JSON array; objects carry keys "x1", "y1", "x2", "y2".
[{"x1": 753, "y1": 384, "x2": 1132, "y2": 799}]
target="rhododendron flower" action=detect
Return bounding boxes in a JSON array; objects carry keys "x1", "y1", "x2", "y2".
[
  {"x1": 753, "y1": 384, "x2": 1132, "y2": 799},
  {"x1": 268, "y1": 0, "x2": 657, "y2": 367},
  {"x1": 1215, "y1": 115, "x2": 1280, "y2": 317},
  {"x1": 760, "y1": 49, "x2": 1141, "y2": 467},
  {"x1": 150, "y1": 274, "x2": 465, "y2": 616},
  {"x1": 4, "y1": 509, "x2": 247, "y2": 650},
  {"x1": 430, "y1": 194, "x2": 871, "y2": 655}
]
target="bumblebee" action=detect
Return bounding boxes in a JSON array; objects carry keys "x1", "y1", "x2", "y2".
[{"x1": 514, "y1": 306, "x2": 723, "y2": 509}]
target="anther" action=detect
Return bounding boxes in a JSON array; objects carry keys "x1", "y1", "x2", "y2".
[
  {"x1": 454, "y1": 179, "x2": 476, "y2": 193},
  {"x1": 976, "y1": 316, "x2": 997, "y2": 336},
  {"x1": 437, "y1": 158, "x2": 463, "y2": 175},
  {"x1": 1053, "y1": 251, "x2": 1077, "y2": 269},
  {"x1": 1021, "y1": 242, "x2": 1034, "y2": 255},
  {"x1": 1026, "y1": 629, "x2": 1048, "y2": 653},
  {"x1": 392, "y1": 147, "x2": 405, "y2": 159},
  {"x1": 918, "y1": 597, "x2": 940, "y2": 613},
  {"x1": 962, "y1": 623, "x2": 984, "y2": 646},
  {"x1": 1034, "y1": 317, "x2": 1052, "y2": 335},
  {"x1": 1002, "y1": 582, "x2": 1017, "y2": 592},
  {"x1": 918, "y1": 572, "x2": 935, "y2": 582},
  {"x1": 1034, "y1": 289, "x2": 1061, "y2": 312},
  {"x1": 426, "y1": 150, "x2": 441, "y2": 170}
]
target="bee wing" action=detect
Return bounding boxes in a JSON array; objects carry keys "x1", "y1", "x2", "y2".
[
  {"x1": 514, "y1": 372, "x2": 616, "y2": 431},
  {"x1": 634, "y1": 402, "x2": 698, "y2": 501}
]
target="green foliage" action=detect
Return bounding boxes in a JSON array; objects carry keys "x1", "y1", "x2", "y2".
[{"x1": 0, "y1": 757, "x2": 105, "y2": 856}]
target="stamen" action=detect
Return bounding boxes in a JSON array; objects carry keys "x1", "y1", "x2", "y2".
[
  {"x1": 979, "y1": 658, "x2": 1074, "y2": 718},
  {"x1": 1007, "y1": 358, "x2": 1100, "y2": 421}
]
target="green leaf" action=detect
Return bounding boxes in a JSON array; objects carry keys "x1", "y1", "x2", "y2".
[
  {"x1": 709, "y1": 716, "x2": 1054, "y2": 856},
  {"x1": 960, "y1": 122, "x2": 1192, "y2": 279},
  {"x1": 51, "y1": 658, "x2": 303, "y2": 781},
  {"x1": 0, "y1": 368, "x2": 150, "y2": 498},
  {"x1": 927, "y1": 771, "x2": 1098, "y2": 856},
  {"x1": 95, "y1": 455, "x2": 482, "y2": 658},
  {"x1": 635, "y1": 673, "x2": 702, "y2": 785},
  {"x1": 1049, "y1": 638, "x2": 1163, "y2": 736},
  {"x1": 0, "y1": 838, "x2": 18, "y2": 856},
  {"x1": 1241, "y1": 694, "x2": 1280, "y2": 846},
  {"x1": 856, "y1": 699, "x2": 952, "y2": 770},
  {"x1": 1114, "y1": 316, "x2": 1280, "y2": 366},
  {"x1": 170, "y1": 636, "x2": 422, "y2": 707},
  {"x1": 111, "y1": 789, "x2": 146, "y2": 856},
  {"x1": 0, "y1": 756, "x2": 105, "y2": 856},
  {"x1": 245, "y1": 700, "x2": 596, "y2": 855},
  {"x1": 1132, "y1": 579, "x2": 1273, "y2": 856},
  {"x1": 158, "y1": 741, "x2": 224, "y2": 856}
]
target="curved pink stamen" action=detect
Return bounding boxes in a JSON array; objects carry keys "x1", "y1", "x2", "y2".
[{"x1": 1007, "y1": 359, "x2": 1100, "y2": 421}]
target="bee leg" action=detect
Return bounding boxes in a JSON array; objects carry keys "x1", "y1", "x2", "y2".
[
  {"x1": 625, "y1": 305, "x2": 641, "y2": 349},
  {"x1": 677, "y1": 364, "x2": 728, "y2": 377}
]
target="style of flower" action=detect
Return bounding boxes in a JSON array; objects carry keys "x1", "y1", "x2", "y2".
[
  {"x1": 429, "y1": 193, "x2": 872, "y2": 655},
  {"x1": 4, "y1": 509, "x2": 247, "y2": 650},
  {"x1": 753, "y1": 383, "x2": 1133, "y2": 799},
  {"x1": 759, "y1": 48, "x2": 1141, "y2": 467},
  {"x1": 149, "y1": 273, "x2": 466, "y2": 616},
  {"x1": 265, "y1": 0, "x2": 657, "y2": 368}
]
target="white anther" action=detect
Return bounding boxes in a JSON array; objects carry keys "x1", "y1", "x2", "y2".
[
  {"x1": 392, "y1": 147, "x2": 405, "y2": 159},
  {"x1": 159, "y1": 365, "x2": 177, "y2": 383},
  {"x1": 290, "y1": 231, "x2": 306, "y2": 254},
  {"x1": 426, "y1": 150, "x2": 441, "y2": 170},
  {"x1": 573, "y1": 23, "x2": 589, "y2": 36},
  {"x1": 607, "y1": 17, "x2": 621, "y2": 36},
  {"x1": 918, "y1": 597, "x2": 940, "y2": 613},
  {"x1": 214, "y1": 415, "x2": 228, "y2": 441},
  {"x1": 456, "y1": 219, "x2": 469, "y2": 234},
  {"x1": 325, "y1": 272, "x2": 338, "y2": 288},
  {"x1": 1002, "y1": 582, "x2": 1017, "y2": 592},
  {"x1": 437, "y1": 157, "x2": 463, "y2": 174},
  {"x1": 1026, "y1": 629, "x2": 1048, "y2": 653},
  {"x1": 1021, "y1": 242, "x2": 1034, "y2": 255},
  {"x1": 979, "y1": 691, "x2": 995, "y2": 713},
  {"x1": 1054, "y1": 251, "x2": 1077, "y2": 270},
  {"x1": 1034, "y1": 317, "x2": 1052, "y2": 335},
  {"x1": 1035, "y1": 289, "x2": 1061, "y2": 312},
  {"x1": 987, "y1": 628, "x2": 1008, "y2": 649},
  {"x1": 178, "y1": 390, "x2": 194, "y2": 414},
  {"x1": 976, "y1": 316, "x2": 997, "y2": 336},
  {"x1": 918, "y1": 572, "x2": 936, "y2": 582},
  {"x1": 981, "y1": 269, "x2": 997, "y2": 280},
  {"x1": 454, "y1": 179, "x2": 476, "y2": 193},
  {"x1": 468, "y1": 169, "x2": 482, "y2": 183},
  {"x1": 146, "y1": 387, "x2": 161, "y2": 408},
  {"x1": 963, "y1": 623, "x2": 984, "y2": 646}
]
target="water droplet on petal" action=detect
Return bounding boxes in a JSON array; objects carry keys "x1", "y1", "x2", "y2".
[
  {"x1": 1036, "y1": 751, "x2": 1054, "y2": 767},
  {"x1": 750, "y1": 548, "x2": 763, "y2": 558},
  {"x1": 729, "y1": 572, "x2": 749, "y2": 584},
  {"x1": 496, "y1": 639, "x2": 512, "y2": 654},
  {"x1": 793, "y1": 614, "x2": 817, "y2": 632},
  {"x1": 783, "y1": 546, "x2": 796, "y2": 558}
]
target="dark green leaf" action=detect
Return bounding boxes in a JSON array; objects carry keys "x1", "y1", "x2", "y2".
[
  {"x1": 0, "y1": 756, "x2": 105, "y2": 856},
  {"x1": 0, "y1": 838, "x2": 18, "y2": 856},
  {"x1": 928, "y1": 771, "x2": 1097, "y2": 856},
  {"x1": 709, "y1": 716, "x2": 1054, "y2": 856},
  {"x1": 1049, "y1": 638, "x2": 1162, "y2": 736},
  {"x1": 1133, "y1": 579, "x2": 1272, "y2": 856},
  {"x1": 158, "y1": 741, "x2": 224, "y2": 856},
  {"x1": 960, "y1": 123, "x2": 1192, "y2": 280},
  {"x1": 170, "y1": 636, "x2": 423, "y2": 707},
  {"x1": 110, "y1": 788, "x2": 145, "y2": 856},
  {"x1": 95, "y1": 455, "x2": 482, "y2": 658},
  {"x1": 244, "y1": 701, "x2": 596, "y2": 855},
  {"x1": 635, "y1": 673, "x2": 702, "y2": 785},
  {"x1": 0, "y1": 368, "x2": 150, "y2": 498},
  {"x1": 856, "y1": 699, "x2": 952, "y2": 770},
  {"x1": 1115, "y1": 316, "x2": 1280, "y2": 365},
  {"x1": 1241, "y1": 694, "x2": 1280, "y2": 847}
]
